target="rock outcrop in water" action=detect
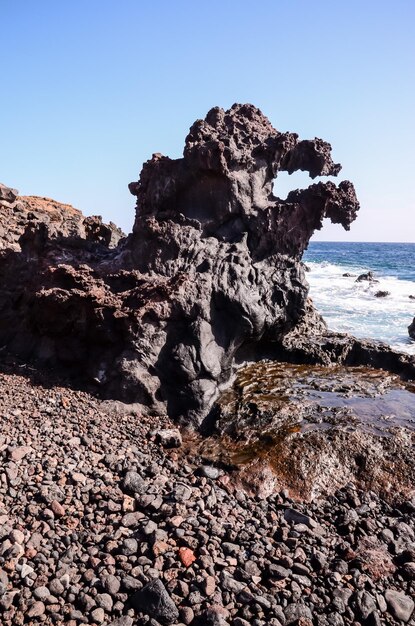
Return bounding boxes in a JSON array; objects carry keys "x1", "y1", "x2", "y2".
[
  {"x1": 409, "y1": 317, "x2": 415, "y2": 340},
  {"x1": 0, "y1": 105, "x2": 361, "y2": 424},
  {"x1": 0, "y1": 104, "x2": 413, "y2": 425}
]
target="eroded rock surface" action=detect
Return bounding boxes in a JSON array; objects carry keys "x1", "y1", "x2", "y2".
[
  {"x1": 193, "y1": 361, "x2": 415, "y2": 501},
  {"x1": 0, "y1": 184, "x2": 124, "y2": 250},
  {"x1": 409, "y1": 317, "x2": 415, "y2": 340},
  {"x1": 0, "y1": 104, "x2": 413, "y2": 426}
]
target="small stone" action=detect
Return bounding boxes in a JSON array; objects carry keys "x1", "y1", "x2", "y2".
[
  {"x1": 131, "y1": 579, "x2": 179, "y2": 624},
  {"x1": 26, "y1": 601, "x2": 45, "y2": 617},
  {"x1": 178, "y1": 547, "x2": 196, "y2": 567},
  {"x1": 355, "y1": 591, "x2": 377, "y2": 620},
  {"x1": 123, "y1": 495, "x2": 135, "y2": 511},
  {"x1": 245, "y1": 560, "x2": 261, "y2": 577},
  {"x1": 284, "y1": 508, "x2": 317, "y2": 528},
  {"x1": 155, "y1": 429, "x2": 182, "y2": 448},
  {"x1": 101, "y1": 574, "x2": 121, "y2": 596},
  {"x1": 108, "y1": 618, "x2": 134, "y2": 626},
  {"x1": 72, "y1": 472, "x2": 87, "y2": 484},
  {"x1": 269, "y1": 564, "x2": 290, "y2": 579},
  {"x1": 203, "y1": 575, "x2": 216, "y2": 596},
  {"x1": 121, "y1": 511, "x2": 144, "y2": 527},
  {"x1": 173, "y1": 483, "x2": 192, "y2": 502},
  {"x1": 0, "y1": 570, "x2": 9, "y2": 597},
  {"x1": 221, "y1": 575, "x2": 245, "y2": 594},
  {"x1": 121, "y1": 574, "x2": 142, "y2": 592},
  {"x1": 33, "y1": 586, "x2": 50, "y2": 601},
  {"x1": 20, "y1": 564, "x2": 34, "y2": 578},
  {"x1": 9, "y1": 446, "x2": 32, "y2": 461},
  {"x1": 91, "y1": 607, "x2": 105, "y2": 623},
  {"x1": 401, "y1": 562, "x2": 415, "y2": 579},
  {"x1": 70, "y1": 609, "x2": 87, "y2": 622},
  {"x1": 121, "y1": 537, "x2": 138, "y2": 556},
  {"x1": 153, "y1": 540, "x2": 170, "y2": 556},
  {"x1": 49, "y1": 578, "x2": 65, "y2": 596},
  {"x1": 180, "y1": 605, "x2": 195, "y2": 624},
  {"x1": 199, "y1": 465, "x2": 220, "y2": 479},
  {"x1": 122, "y1": 471, "x2": 147, "y2": 495},
  {"x1": 9, "y1": 529, "x2": 25, "y2": 545},
  {"x1": 222, "y1": 542, "x2": 240, "y2": 556},
  {"x1": 384, "y1": 590, "x2": 414, "y2": 622},
  {"x1": 197, "y1": 606, "x2": 230, "y2": 625},
  {"x1": 0, "y1": 591, "x2": 17, "y2": 610},
  {"x1": 284, "y1": 603, "x2": 313, "y2": 625},
  {"x1": 143, "y1": 520, "x2": 158, "y2": 535},
  {"x1": 96, "y1": 593, "x2": 113, "y2": 612},
  {"x1": 51, "y1": 500, "x2": 65, "y2": 517}
]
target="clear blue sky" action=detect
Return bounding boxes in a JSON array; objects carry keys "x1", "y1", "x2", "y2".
[{"x1": 1, "y1": 1, "x2": 414, "y2": 241}]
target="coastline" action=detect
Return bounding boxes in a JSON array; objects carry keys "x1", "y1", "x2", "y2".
[
  {"x1": 1, "y1": 103, "x2": 415, "y2": 624},
  {"x1": 304, "y1": 241, "x2": 415, "y2": 356}
]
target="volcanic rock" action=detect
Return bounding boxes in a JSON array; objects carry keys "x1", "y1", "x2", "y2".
[
  {"x1": 409, "y1": 317, "x2": 415, "y2": 340},
  {"x1": 0, "y1": 104, "x2": 362, "y2": 425},
  {"x1": 130, "y1": 579, "x2": 179, "y2": 624},
  {"x1": 0, "y1": 183, "x2": 124, "y2": 251},
  {"x1": 0, "y1": 104, "x2": 414, "y2": 427},
  {"x1": 356, "y1": 271, "x2": 378, "y2": 283},
  {"x1": 155, "y1": 428, "x2": 182, "y2": 448},
  {"x1": 384, "y1": 590, "x2": 414, "y2": 622},
  {"x1": 0, "y1": 183, "x2": 18, "y2": 204}
]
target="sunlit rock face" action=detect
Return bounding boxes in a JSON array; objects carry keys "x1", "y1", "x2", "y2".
[
  {"x1": 0, "y1": 105, "x2": 361, "y2": 424},
  {"x1": 125, "y1": 104, "x2": 359, "y2": 423}
]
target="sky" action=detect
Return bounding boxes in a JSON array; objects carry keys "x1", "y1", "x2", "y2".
[{"x1": 1, "y1": 1, "x2": 414, "y2": 241}]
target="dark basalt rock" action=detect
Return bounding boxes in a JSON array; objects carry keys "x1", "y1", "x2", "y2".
[
  {"x1": 0, "y1": 184, "x2": 125, "y2": 251},
  {"x1": 124, "y1": 104, "x2": 359, "y2": 422},
  {"x1": 409, "y1": 318, "x2": 415, "y2": 340},
  {"x1": 374, "y1": 290, "x2": 390, "y2": 298},
  {"x1": 0, "y1": 104, "x2": 413, "y2": 425},
  {"x1": 356, "y1": 271, "x2": 378, "y2": 283},
  {"x1": 130, "y1": 579, "x2": 179, "y2": 624}
]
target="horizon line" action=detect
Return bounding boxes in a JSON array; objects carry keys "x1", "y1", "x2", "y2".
[{"x1": 310, "y1": 240, "x2": 415, "y2": 244}]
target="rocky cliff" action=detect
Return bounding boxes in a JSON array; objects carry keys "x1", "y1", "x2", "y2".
[{"x1": 0, "y1": 104, "x2": 413, "y2": 425}]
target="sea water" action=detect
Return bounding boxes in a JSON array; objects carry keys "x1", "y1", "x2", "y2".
[{"x1": 303, "y1": 242, "x2": 415, "y2": 356}]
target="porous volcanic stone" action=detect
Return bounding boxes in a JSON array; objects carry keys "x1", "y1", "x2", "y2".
[{"x1": 130, "y1": 579, "x2": 179, "y2": 624}]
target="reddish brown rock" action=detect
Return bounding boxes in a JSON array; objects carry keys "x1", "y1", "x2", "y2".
[
  {"x1": 0, "y1": 184, "x2": 125, "y2": 251},
  {"x1": 178, "y1": 547, "x2": 196, "y2": 568},
  {"x1": 50, "y1": 500, "x2": 65, "y2": 517},
  {"x1": 8, "y1": 446, "x2": 32, "y2": 461}
]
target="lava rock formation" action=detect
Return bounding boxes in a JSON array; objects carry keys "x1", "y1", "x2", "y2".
[{"x1": 0, "y1": 104, "x2": 413, "y2": 425}]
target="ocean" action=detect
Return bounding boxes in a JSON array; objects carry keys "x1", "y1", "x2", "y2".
[{"x1": 303, "y1": 242, "x2": 415, "y2": 356}]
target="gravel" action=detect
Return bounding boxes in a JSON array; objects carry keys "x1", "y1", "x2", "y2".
[{"x1": 0, "y1": 366, "x2": 414, "y2": 625}]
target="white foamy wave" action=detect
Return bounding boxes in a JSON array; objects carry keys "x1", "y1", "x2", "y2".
[{"x1": 306, "y1": 261, "x2": 415, "y2": 356}]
